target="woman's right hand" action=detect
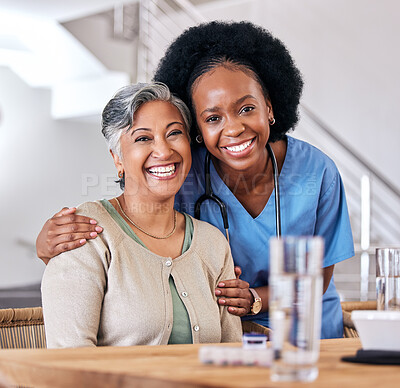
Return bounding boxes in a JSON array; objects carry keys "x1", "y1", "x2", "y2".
[{"x1": 36, "y1": 207, "x2": 103, "y2": 264}]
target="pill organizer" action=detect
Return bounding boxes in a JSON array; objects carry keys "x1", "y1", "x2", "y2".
[{"x1": 198, "y1": 333, "x2": 271, "y2": 367}]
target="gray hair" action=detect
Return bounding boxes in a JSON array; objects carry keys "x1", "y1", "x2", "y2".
[{"x1": 101, "y1": 82, "x2": 192, "y2": 158}]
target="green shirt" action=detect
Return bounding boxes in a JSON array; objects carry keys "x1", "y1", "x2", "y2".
[{"x1": 101, "y1": 199, "x2": 193, "y2": 344}]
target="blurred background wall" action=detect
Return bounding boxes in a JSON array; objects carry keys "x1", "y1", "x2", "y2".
[{"x1": 0, "y1": 0, "x2": 399, "y2": 305}]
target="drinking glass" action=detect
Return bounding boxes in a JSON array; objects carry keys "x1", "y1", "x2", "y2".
[
  {"x1": 376, "y1": 248, "x2": 400, "y2": 311},
  {"x1": 269, "y1": 236, "x2": 324, "y2": 382}
]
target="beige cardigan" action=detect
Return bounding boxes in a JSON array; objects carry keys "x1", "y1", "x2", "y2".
[{"x1": 41, "y1": 201, "x2": 242, "y2": 348}]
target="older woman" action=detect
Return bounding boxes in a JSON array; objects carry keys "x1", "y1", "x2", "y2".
[
  {"x1": 41, "y1": 82, "x2": 242, "y2": 348},
  {"x1": 38, "y1": 21, "x2": 354, "y2": 339}
]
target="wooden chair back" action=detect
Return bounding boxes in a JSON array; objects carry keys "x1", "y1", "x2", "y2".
[
  {"x1": 242, "y1": 320, "x2": 271, "y2": 339},
  {"x1": 0, "y1": 307, "x2": 46, "y2": 349},
  {"x1": 341, "y1": 301, "x2": 377, "y2": 338}
]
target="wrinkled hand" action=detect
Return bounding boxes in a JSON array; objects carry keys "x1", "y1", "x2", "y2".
[
  {"x1": 215, "y1": 266, "x2": 253, "y2": 316},
  {"x1": 36, "y1": 207, "x2": 102, "y2": 264}
]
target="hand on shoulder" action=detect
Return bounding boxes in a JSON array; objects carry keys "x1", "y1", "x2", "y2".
[{"x1": 36, "y1": 207, "x2": 102, "y2": 263}]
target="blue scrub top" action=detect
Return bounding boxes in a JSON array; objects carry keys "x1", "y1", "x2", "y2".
[{"x1": 175, "y1": 136, "x2": 354, "y2": 339}]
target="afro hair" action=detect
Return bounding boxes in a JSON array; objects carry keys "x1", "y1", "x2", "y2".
[{"x1": 154, "y1": 20, "x2": 303, "y2": 144}]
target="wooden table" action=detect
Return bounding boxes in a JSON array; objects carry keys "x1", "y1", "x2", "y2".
[{"x1": 0, "y1": 338, "x2": 398, "y2": 388}]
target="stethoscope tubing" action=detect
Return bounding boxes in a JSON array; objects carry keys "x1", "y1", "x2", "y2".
[
  {"x1": 266, "y1": 142, "x2": 281, "y2": 238},
  {"x1": 194, "y1": 151, "x2": 230, "y2": 242},
  {"x1": 194, "y1": 142, "x2": 281, "y2": 241}
]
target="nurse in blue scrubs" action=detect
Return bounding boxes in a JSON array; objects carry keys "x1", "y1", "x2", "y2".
[{"x1": 36, "y1": 21, "x2": 354, "y2": 339}]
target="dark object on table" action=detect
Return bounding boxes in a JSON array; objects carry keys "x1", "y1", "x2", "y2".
[{"x1": 342, "y1": 349, "x2": 400, "y2": 365}]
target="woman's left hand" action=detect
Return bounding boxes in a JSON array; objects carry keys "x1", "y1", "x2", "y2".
[{"x1": 215, "y1": 266, "x2": 253, "y2": 316}]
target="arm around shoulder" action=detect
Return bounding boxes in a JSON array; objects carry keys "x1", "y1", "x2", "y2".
[{"x1": 36, "y1": 206, "x2": 103, "y2": 263}]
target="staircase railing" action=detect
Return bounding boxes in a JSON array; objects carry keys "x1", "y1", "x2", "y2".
[
  {"x1": 300, "y1": 105, "x2": 400, "y2": 198},
  {"x1": 137, "y1": 0, "x2": 206, "y2": 82},
  {"x1": 297, "y1": 104, "x2": 400, "y2": 301}
]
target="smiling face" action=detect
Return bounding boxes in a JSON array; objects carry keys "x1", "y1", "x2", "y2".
[
  {"x1": 191, "y1": 66, "x2": 274, "y2": 175},
  {"x1": 112, "y1": 100, "x2": 192, "y2": 202}
]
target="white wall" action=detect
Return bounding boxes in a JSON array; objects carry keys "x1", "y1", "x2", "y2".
[
  {"x1": 0, "y1": 67, "x2": 119, "y2": 288},
  {"x1": 63, "y1": 12, "x2": 138, "y2": 81}
]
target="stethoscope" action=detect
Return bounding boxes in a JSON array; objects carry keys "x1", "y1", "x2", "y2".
[{"x1": 194, "y1": 143, "x2": 281, "y2": 243}]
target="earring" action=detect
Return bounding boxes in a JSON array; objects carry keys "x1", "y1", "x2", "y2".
[
  {"x1": 118, "y1": 171, "x2": 124, "y2": 179},
  {"x1": 269, "y1": 117, "x2": 276, "y2": 125},
  {"x1": 196, "y1": 134, "x2": 203, "y2": 144}
]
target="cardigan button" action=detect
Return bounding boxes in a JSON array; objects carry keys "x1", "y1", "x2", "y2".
[
  {"x1": 181, "y1": 291, "x2": 188, "y2": 297},
  {"x1": 165, "y1": 260, "x2": 172, "y2": 267},
  {"x1": 193, "y1": 325, "x2": 200, "y2": 332}
]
